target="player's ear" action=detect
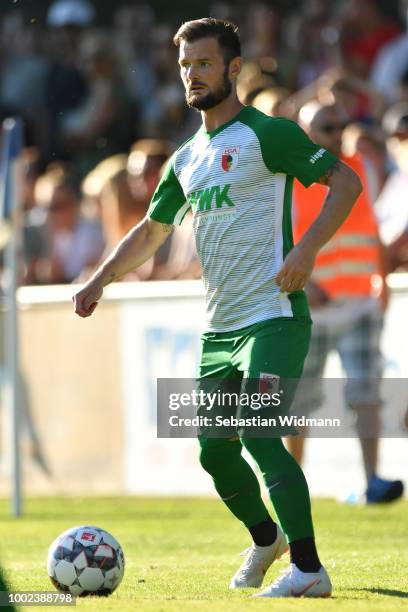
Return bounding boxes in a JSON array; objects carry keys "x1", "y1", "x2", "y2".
[{"x1": 228, "y1": 56, "x2": 242, "y2": 81}]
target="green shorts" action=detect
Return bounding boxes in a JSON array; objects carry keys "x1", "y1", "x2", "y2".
[{"x1": 197, "y1": 316, "x2": 312, "y2": 438}]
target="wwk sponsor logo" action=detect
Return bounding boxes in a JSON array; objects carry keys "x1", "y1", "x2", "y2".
[{"x1": 188, "y1": 183, "x2": 235, "y2": 212}]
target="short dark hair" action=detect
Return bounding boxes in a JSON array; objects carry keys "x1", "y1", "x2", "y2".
[{"x1": 173, "y1": 18, "x2": 241, "y2": 65}]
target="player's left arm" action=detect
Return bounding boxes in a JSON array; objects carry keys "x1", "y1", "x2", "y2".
[{"x1": 276, "y1": 160, "x2": 362, "y2": 292}]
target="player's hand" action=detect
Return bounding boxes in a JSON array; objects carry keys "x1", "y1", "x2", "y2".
[
  {"x1": 275, "y1": 245, "x2": 316, "y2": 293},
  {"x1": 72, "y1": 278, "x2": 104, "y2": 318}
]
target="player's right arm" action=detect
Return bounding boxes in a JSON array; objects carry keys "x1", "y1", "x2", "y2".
[{"x1": 73, "y1": 217, "x2": 173, "y2": 317}]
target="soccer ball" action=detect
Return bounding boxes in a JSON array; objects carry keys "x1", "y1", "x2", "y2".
[{"x1": 47, "y1": 525, "x2": 125, "y2": 596}]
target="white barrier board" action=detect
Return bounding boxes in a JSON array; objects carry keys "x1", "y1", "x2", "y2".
[{"x1": 113, "y1": 279, "x2": 408, "y2": 498}]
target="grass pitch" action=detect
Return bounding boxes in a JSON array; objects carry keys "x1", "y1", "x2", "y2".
[{"x1": 0, "y1": 496, "x2": 406, "y2": 611}]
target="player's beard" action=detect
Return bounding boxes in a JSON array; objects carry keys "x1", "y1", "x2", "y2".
[{"x1": 186, "y1": 66, "x2": 232, "y2": 111}]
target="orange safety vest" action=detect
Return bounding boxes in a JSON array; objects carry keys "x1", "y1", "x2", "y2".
[{"x1": 292, "y1": 153, "x2": 380, "y2": 299}]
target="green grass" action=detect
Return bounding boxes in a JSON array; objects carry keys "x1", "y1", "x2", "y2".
[{"x1": 0, "y1": 497, "x2": 406, "y2": 611}]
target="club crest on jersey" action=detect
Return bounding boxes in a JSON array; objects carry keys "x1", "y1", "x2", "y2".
[
  {"x1": 259, "y1": 373, "x2": 280, "y2": 397},
  {"x1": 221, "y1": 146, "x2": 240, "y2": 172}
]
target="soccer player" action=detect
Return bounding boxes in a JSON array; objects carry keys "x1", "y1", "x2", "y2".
[{"x1": 73, "y1": 18, "x2": 362, "y2": 598}]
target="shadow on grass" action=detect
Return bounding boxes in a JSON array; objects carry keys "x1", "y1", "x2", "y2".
[{"x1": 357, "y1": 588, "x2": 408, "y2": 598}]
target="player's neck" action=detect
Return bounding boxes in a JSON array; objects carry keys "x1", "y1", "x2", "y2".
[{"x1": 201, "y1": 95, "x2": 244, "y2": 133}]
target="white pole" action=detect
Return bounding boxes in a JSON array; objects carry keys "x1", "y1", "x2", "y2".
[{"x1": 1, "y1": 118, "x2": 23, "y2": 516}]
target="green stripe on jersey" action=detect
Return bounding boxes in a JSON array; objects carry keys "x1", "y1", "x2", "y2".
[{"x1": 148, "y1": 106, "x2": 337, "y2": 332}]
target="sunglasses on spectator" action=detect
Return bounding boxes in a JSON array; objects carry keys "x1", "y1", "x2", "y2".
[{"x1": 315, "y1": 122, "x2": 348, "y2": 134}]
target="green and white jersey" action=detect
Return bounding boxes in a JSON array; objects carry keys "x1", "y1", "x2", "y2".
[{"x1": 148, "y1": 106, "x2": 337, "y2": 332}]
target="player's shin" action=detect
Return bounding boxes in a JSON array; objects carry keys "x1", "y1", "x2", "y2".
[{"x1": 241, "y1": 437, "x2": 321, "y2": 572}]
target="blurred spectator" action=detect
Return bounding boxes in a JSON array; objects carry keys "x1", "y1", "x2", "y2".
[
  {"x1": 21, "y1": 149, "x2": 44, "y2": 212},
  {"x1": 209, "y1": 1, "x2": 244, "y2": 28},
  {"x1": 237, "y1": 61, "x2": 279, "y2": 106},
  {"x1": 24, "y1": 166, "x2": 104, "y2": 284},
  {"x1": 113, "y1": 4, "x2": 157, "y2": 129},
  {"x1": 371, "y1": 0, "x2": 408, "y2": 103},
  {"x1": 251, "y1": 86, "x2": 291, "y2": 117},
  {"x1": 100, "y1": 167, "x2": 139, "y2": 243},
  {"x1": 397, "y1": 66, "x2": 408, "y2": 104},
  {"x1": 244, "y1": 2, "x2": 280, "y2": 58},
  {"x1": 47, "y1": 0, "x2": 95, "y2": 28},
  {"x1": 283, "y1": 68, "x2": 387, "y2": 124},
  {"x1": 98, "y1": 167, "x2": 154, "y2": 281},
  {"x1": 288, "y1": 101, "x2": 403, "y2": 504},
  {"x1": 127, "y1": 139, "x2": 172, "y2": 204},
  {"x1": 77, "y1": 154, "x2": 140, "y2": 280},
  {"x1": 78, "y1": 140, "x2": 199, "y2": 281},
  {"x1": 44, "y1": 0, "x2": 95, "y2": 164},
  {"x1": 151, "y1": 208, "x2": 201, "y2": 281},
  {"x1": 81, "y1": 152, "x2": 128, "y2": 216},
  {"x1": 127, "y1": 139, "x2": 200, "y2": 280},
  {"x1": 326, "y1": 73, "x2": 387, "y2": 122},
  {"x1": 285, "y1": 0, "x2": 340, "y2": 88},
  {"x1": 374, "y1": 103, "x2": 408, "y2": 270},
  {"x1": 342, "y1": 122, "x2": 389, "y2": 200},
  {"x1": 340, "y1": 0, "x2": 402, "y2": 78},
  {"x1": 0, "y1": 11, "x2": 49, "y2": 152},
  {"x1": 58, "y1": 31, "x2": 135, "y2": 178}
]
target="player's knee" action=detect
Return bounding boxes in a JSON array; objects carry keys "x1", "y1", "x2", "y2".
[
  {"x1": 199, "y1": 438, "x2": 240, "y2": 475},
  {"x1": 199, "y1": 444, "x2": 221, "y2": 475},
  {"x1": 199, "y1": 452, "x2": 213, "y2": 475}
]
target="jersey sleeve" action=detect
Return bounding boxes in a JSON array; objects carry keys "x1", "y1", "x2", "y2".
[
  {"x1": 266, "y1": 118, "x2": 338, "y2": 187},
  {"x1": 147, "y1": 156, "x2": 190, "y2": 225}
]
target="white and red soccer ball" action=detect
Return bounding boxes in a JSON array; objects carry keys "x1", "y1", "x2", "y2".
[{"x1": 47, "y1": 526, "x2": 125, "y2": 596}]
